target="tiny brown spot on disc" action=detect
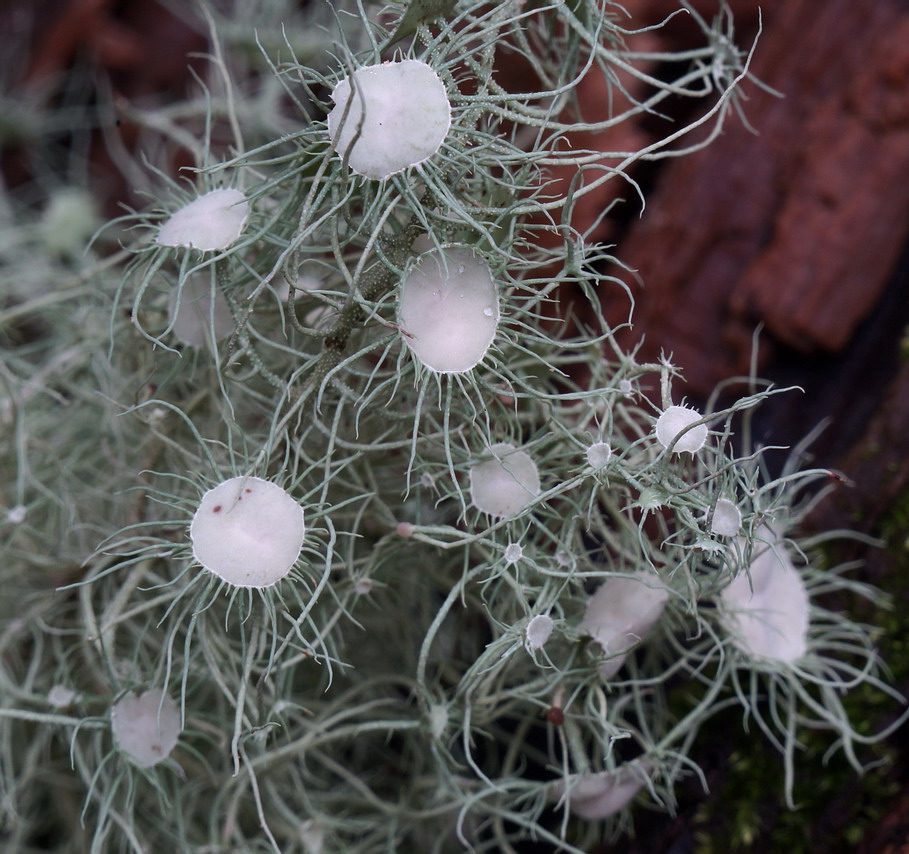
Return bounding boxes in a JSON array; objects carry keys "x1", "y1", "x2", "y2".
[
  {"x1": 244, "y1": 488, "x2": 252, "y2": 493},
  {"x1": 213, "y1": 505, "x2": 222, "y2": 513}
]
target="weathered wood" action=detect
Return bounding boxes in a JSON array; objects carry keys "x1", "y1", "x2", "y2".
[{"x1": 607, "y1": 0, "x2": 909, "y2": 395}]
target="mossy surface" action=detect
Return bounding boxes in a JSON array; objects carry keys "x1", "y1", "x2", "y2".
[{"x1": 690, "y1": 496, "x2": 909, "y2": 854}]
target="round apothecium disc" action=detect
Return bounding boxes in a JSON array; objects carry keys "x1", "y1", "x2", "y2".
[
  {"x1": 190, "y1": 476, "x2": 305, "y2": 588},
  {"x1": 655, "y1": 405, "x2": 708, "y2": 453},
  {"x1": 710, "y1": 497, "x2": 742, "y2": 537},
  {"x1": 469, "y1": 443, "x2": 540, "y2": 518},
  {"x1": 156, "y1": 188, "x2": 250, "y2": 251},
  {"x1": 719, "y1": 526, "x2": 809, "y2": 663},
  {"x1": 111, "y1": 689, "x2": 181, "y2": 768},
  {"x1": 168, "y1": 273, "x2": 233, "y2": 348},
  {"x1": 327, "y1": 59, "x2": 451, "y2": 180},
  {"x1": 398, "y1": 246, "x2": 499, "y2": 373}
]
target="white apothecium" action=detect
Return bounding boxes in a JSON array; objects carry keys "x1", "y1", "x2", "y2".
[
  {"x1": 167, "y1": 274, "x2": 233, "y2": 348},
  {"x1": 327, "y1": 59, "x2": 451, "y2": 180},
  {"x1": 469, "y1": 443, "x2": 540, "y2": 519},
  {"x1": 190, "y1": 476, "x2": 305, "y2": 589},
  {"x1": 719, "y1": 526, "x2": 809, "y2": 664},
  {"x1": 655, "y1": 405, "x2": 708, "y2": 454},
  {"x1": 156, "y1": 188, "x2": 250, "y2": 251},
  {"x1": 579, "y1": 573, "x2": 669, "y2": 679},
  {"x1": 525, "y1": 614, "x2": 554, "y2": 651},
  {"x1": 111, "y1": 689, "x2": 181, "y2": 768},
  {"x1": 398, "y1": 246, "x2": 499, "y2": 373},
  {"x1": 710, "y1": 498, "x2": 742, "y2": 537},
  {"x1": 551, "y1": 762, "x2": 652, "y2": 820},
  {"x1": 586, "y1": 441, "x2": 613, "y2": 469}
]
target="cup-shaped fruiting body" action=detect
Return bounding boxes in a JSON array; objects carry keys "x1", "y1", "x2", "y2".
[
  {"x1": 397, "y1": 247, "x2": 499, "y2": 373},
  {"x1": 300, "y1": 821, "x2": 325, "y2": 854},
  {"x1": 156, "y1": 188, "x2": 250, "y2": 251},
  {"x1": 655, "y1": 405, "x2": 708, "y2": 453},
  {"x1": 469, "y1": 443, "x2": 541, "y2": 518},
  {"x1": 168, "y1": 274, "x2": 234, "y2": 348},
  {"x1": 6, "y1": 505, "x2": 27, "y2": 525},
  {"x1": 190, "y1": 476, "x2": 305, "y2": 588},
  {"x1": 586, "y1": 441, "x2": 613, "y2": 469},
  {"x1": 47, "y1": 685, "x2": 78, "y2": 708},
  {"x1": 429, "y1": 704, "x2": 449, "y2": 739},
  {"x1": 327, "y1": 59, "x2": 451, "y2": 180},
  {"x1": 111, "y1": 689, "x2": 181, "y2": 768},
  {"x1": 710, "y1": 497, "x2": 742, "y2": 537},
  {"x1": 551, "y1": 762, "x2": 651, "y2": 820},
  {"x1": 504, "y1": 543, "x2": 523, "y2": 564},
  {"x1": 719, "y1": 526, "x2": 809, "y2": 663},
  {"x1": 525, "y1": 614, "x2": 554, "y2": 651},
  {"x1": 579, "y1": 574, "x2": 669, "y2": 679}
]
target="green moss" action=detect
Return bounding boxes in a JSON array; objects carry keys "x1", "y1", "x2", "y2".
[
  {"x1": 693, "y1": 737, "x2": 899, "y2": 853},
  {"x1": 898, "y1": 326, "x2": 909, "y2": 361},
  {"x1": 692, "y1": 493, "x2": 909, "y2": 853}
]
